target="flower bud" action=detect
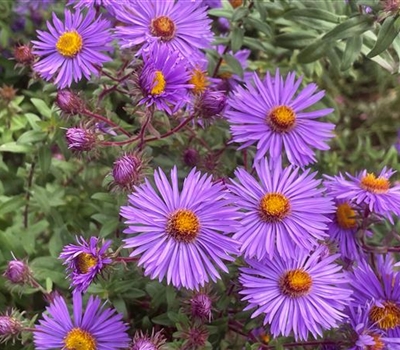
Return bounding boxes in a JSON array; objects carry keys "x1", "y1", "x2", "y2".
[
  {"x1": 195, "y1": 90, "x2": 226, "y2": 120},
  {"x1": 65, "y1": 127, "x2": 96, "y2": 151},
  {"x1": 112, "y1": 153, "x2": 144, "y2": 190},
  {"x1": 3, "y1": 259, "x2": 31, "y2": 285},
  {"x1": 14, "y1": 45, "x2": 34, "y2": 65},
  {"x1": 183, "y1": 148, "x2": 199, "y2": 167},
  {"x1": 0, "y1": 85, "x2": 17, "y2": 104},
  {"x1": 131, "y1": 330, "x2": 165, "y2": 350},
  {"x1": 190, "y1": 293, "x2": 212, "y2": 322},
  {"x1": 229, "y1": 0, "x2": 243, "y2": 8},
  {"x1": 181, "y1": 326, "x2": 208, "y2": 348},
  {"x1": 0, "y1": 313, "x2": 22, "y2": 344},
  {"x1": 55, "y1": 90, "x2": 85, "y2": 115}
]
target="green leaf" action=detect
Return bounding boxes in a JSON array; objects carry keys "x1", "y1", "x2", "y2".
[
  {"x1": 0, "y1": 142, "x2": 30, "y2": 153},
  {"x1": 31, "y1": 98, "x2": 52, "y2": 119},
  {"x1": 232, "y1": 7, "x2": 249, "y2": 22},
  {"x1": 341, "y1": 36, "x2": 363, "y2": 70},
  {"x1": 38, "y1": 146, "x2": 52, "y2": 176},
  {"x1": 275, "y1": 32, "x2": 317, "y2": 49},
  {"x1": 17, "y1": 130, "x2": 47, "y2": 144},
  {"x1": 0, "y1": 195, "x2": 25, "y2": 217},
  {"x1": 284, "y1": 8, "x2": 342, "y2": 24},
  {"x1": 367, "y1": 16, "x2": 400, "y2": 58},
  {"x1": 208, "y1": 8, "x2": 232, "y2": 19},
  {"x1": 245, "y1": 17, "x2": 272, "y2": 37},
  {"x1": 297, "y1": 39, "x2": 332, "y2": 63},
  {"x1": 230, "y1": 26, "x2": 244, "y2": 53},
  {"x1": 322, "y1": 15, "x2": 374, "y2": 42},
  {"x1": 223, "y1": 53, "x2": 244, "y2": 78}
]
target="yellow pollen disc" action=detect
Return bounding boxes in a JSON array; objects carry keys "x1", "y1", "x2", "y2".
[
  {"x1": 369, "y1": 301, "x2": 400, "y2": 330},
  {"x1": 150, "y1": 16, "x2": 176, "y2": 41},
  {"x1": 366, "y1": 333, "x2": 384, "y2": 350},
  {"x1": 261, "y1": 334, "x2": 270, "y2": 344},
  {"x1": 336, "y1": 202, "x2": 357, "y2": 229},
  {"x1": 189, "y1": 68, "x2": 208, "y2": 94},
  {"x1": 360, "y1": 173, "x2": 390, "y2": 194},
  {"x1": 167, "y1": 209, "x2": 200, "y2": 243},
  {"x1": 268, "y1": 105, "x2": 296, "y2": 132},
  {"x1": 76, "y1": 253, "x2": 98, "y2": 274},
  {"x1": 56, "y1": 31, "x2": 83, "y2": 57},
  {"x1": 64, "y1": 328, "x2": 96, "y2": 350},
  {"x1": 259, "y1": 193, "x2": 290, "y2": 222},
  {"x1": 279, "y1": 269, "x2": 313, "y2": 297},
  {"x1": 151, "y1": 71, "x2": 166, "y2": 95}
]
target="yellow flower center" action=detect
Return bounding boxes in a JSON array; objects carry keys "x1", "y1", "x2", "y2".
[
  {"x1": 366, "y1": 333, "x2": 385, "y2": 350},
  {"x1": 167, "y1": 209, "x2": 200, "y2": 243},
  {"x1": 336, "y1": 202, "x2": 357, "y2": 229},
  {"x1": 268, "y1": 105, "x2": 296, "y2": 132},
  {"x1": 369, "y1": 301, "x2": 400, "y2": 330},
  {"x1": 150, "y1": 16, "x2": 176, "y2": 41},
  {"x1": 259, "y1": 193, "x2": 290, "y2": 222},
  {"x1": 76, "y1": 253, "x2": 98, "y2": 274},
  {"x1": 151, "y1": 71, "x2": 166, "y2": 95},
  {"x1": 261, "y1": 334, "x2": 270, "y2": 344},
  {"x1": 56, "y1": 31, "x2": 83, "y2": 57},
  {"x1": 360, "y1": 173, "x2": 390, "y2": 194},
  {"x1": 230, "y1": 0, "x2": 243, "y2": 8},
  {"x1": 279, "y1": 269, "x2": 313, "y2": 297},
  {"x1": 189, "y1": 68, "x2": 208, "y2": 94},
  {"x1": 64, "y1": 328, "x2": 96, "y2": 350}
]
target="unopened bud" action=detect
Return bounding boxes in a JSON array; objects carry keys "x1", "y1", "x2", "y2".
[
  {"x1": 195, "y1": 90, "x2": 226, "y2": 120},
  {"x1": 183, "y1": 148, "x2": 199, "y2": 167},
  {"x1": 112, "y1": 153, "x2": 145, "y2": 190},
  {"x1": 0, "y1": 85, "x2": 17, "y2": 103},
  {"x1": 14, "y1": 45, "x2": 34, "y2": 65},
  {"x1": 182, "y1": 326, "x2": 209, "y2": 348},
  {"x1": 190, "y1": 293, "x2": 212, "y2": 322},
  {"x1": 3, "y1": 259, "x2": 31, "y2": 285},
  {"x1": 55, "y1": 90, "x2": 85, "y2": 115},
  {"x1": 131, "y1": 330, "x2": 166, "y2": 350},
  {"x1": 0, "y1": 313, "x2": 23, "y2": 344},
  {"x1": 65, "y1": 127, "x2": 96, "y2": 151}
]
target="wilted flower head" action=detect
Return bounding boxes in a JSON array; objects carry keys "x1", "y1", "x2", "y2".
[
  {"x1": 180, "y1": 325, "x2": 209, "y2": 349},
  {"x1": 59, "y1": 236, "x2": 112, "y2": 293},
  {"x1": 3, "y1": 257, "x2": 32, "y2": 285},
  {"x1": 14, "y1": 44, "x2": 34, "y2": 65},
  {"x1": 55, "y1": 90, "x2": 85, "y2": 115},
  {"x1": 34, "y1": 291, "x2": 130, "y2": 349},
  {"x1": 0, "y1": 310, "x2": 23, "y2": 344},
  {"x1": 32, "y1": 9, "x2": 112, "y2": 88},
  {"x1": 65, "y1": 127, "x2": 96, "y2": 151},
  {"x1": 131, "y1": 329, "x2": 166, "y2": 350},
  {"x1": 112, "y1": 153, "x2": 145, "y2": 190},
  {"x1": 189, "y1": 293, "x2": 213, "y2": 322}
]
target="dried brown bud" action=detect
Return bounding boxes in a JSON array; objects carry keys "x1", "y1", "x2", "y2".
[
  {"x1": 55, "y1": 90, "x2": 85, "y2": 115},
  {"x1": 14, "y1": 45, "x2": 34, "y2": 65}
]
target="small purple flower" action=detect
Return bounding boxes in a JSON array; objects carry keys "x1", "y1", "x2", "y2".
[
  {"x1": 65, "y1": 127, "x2": 96, "y2": 151},
  {"x1": 226, "y1": 69, "x2": 335, "y2": 166},
  {"x1": 115, "y1": 0, "x2": 213, "y2": 62},
  {"x1": 131, "y1": 329, "x2": 166, "y2": 350},
  {"x1": 59, "y1": 236, "x2": 112, "y2": 293},
  {"x1": 34, "y1": 291, "x2": 130, "y2": 350},
  {"x1": 3, "y1": 257, "x2": 31, "y2": 285},
  {"x1": 120, "y1": 166, "x2": 240, "y2": 290},
  {"x1": 228, "y1": 158, "x2": 333, "y2": 260},
  {"x1": 32, "y1": 9, "x2": 112, "y2": 88},
  {"x1": 239, "y1": 246, "x2": 353, "y2": 341},
  {"x1": 324, "y1": 168, "x2": 400, "y2": 223},
  {"x1": 138, "y1": 45, "x2": 192, "y2": 114},
  {"x1": 189, "y1": 293, "x2": 213, "y2": 322}
]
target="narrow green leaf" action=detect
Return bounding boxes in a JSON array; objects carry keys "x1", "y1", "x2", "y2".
[
  {"x1": 31, "y1": 98, "x2": 52, "y2": 119},
  {"x1": 232, "y1": 7, "x2": 249, "y2": 22},
  {"x1": 297, "y1": 39, "x2": 332, "y2": 63},
  {"x1": 230, "y1": 26, "x2": 244, "y2": 53},
  {"x1": 322, "y1": 15, "x2": 374, "y2": 42},
  {"x1": 245, "y1": 17, "x2": 272, "y2": 37},
  {"x1": 208, "y1": 8, "x2": 232, "y2": 19},
  {"x1": 284, "y1": 8, "x2": 342, "y2": 24},
  {"x1": 275, "y1": 32, "x2": 317, "y2": 49},
  {"x1": 0, "y1": 195, "x2": 25, "y2": 216},
  {"x1": 17, "y1": 130, "x2": 47, "y2": 144},
  {"x1": 223, "y1": 53, "x2": 244, "y2": 78},
  {"x1": 341, "y1": 36, "x2": 363, "y2": 70},
  {"x1": 38, "y1": 146, "x2": 52, "y2": 176},
  {"x1": 367, "y1": 16, "x2": 399, "y2": 58},
  {"x1": 0, "y1": 142, "x2": 30, "y2": 153}
]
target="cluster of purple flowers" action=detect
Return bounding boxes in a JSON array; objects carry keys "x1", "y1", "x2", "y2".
[{"x1": 8, "y1": 0, "x2": 400, "y2": 349}]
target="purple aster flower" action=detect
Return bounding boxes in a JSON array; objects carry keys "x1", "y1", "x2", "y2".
[
  {"x1": 346, "y1": 303, "x2": 400, "y2": 350},
  {"x1": 202, "y1": 0, "x2": 222, "y2": 8},
  {"x1": 324, "y1": 167, "x2": 400, "y2": 223},
  {"x1": 120, "y1": 166, "x2": 240, "y2": 290},
  {"x1": 59, "y1": 236, "x2": 112, "y2": 293},
  {"x1": 239, "y1": 246, "x2": 353, "y2": 341},
  {"x1": 34, "y1": 291, "x2": 130, "y2": 350},
  {"x1": 138, "y1": 45, "x2": 192, "y2": 114},
  {"x1": 115, "y1": 0, "x2": 213, "y2": 62},
  {"x1": 348, "y1": 256, "x2": 400, "y2": 337},
  {"x1": 226, "y1": 70, "x2": 335, "y2": 166},
  {"x1": 32, "y1": 9, "x2": 112, "y2": 88},
  {"x1": 189, "y1": 292, "x2": 213, "y2": 322},
  {"x1": 327, "y1": 199, "x2": 364, "y2": 261},
  {"x1": 227, "y1": 157, "x2": 333, "y2": 260}
]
